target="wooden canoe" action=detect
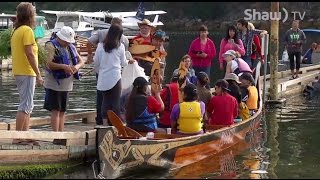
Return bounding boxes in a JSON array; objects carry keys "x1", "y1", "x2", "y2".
[{"x1": 94, "y1": 74, "x2": 263, "y2": 179}]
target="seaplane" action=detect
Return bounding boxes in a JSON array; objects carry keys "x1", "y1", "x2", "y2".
[{"x1": 41, "y1": 2, "x2": 166, "y2": 37}]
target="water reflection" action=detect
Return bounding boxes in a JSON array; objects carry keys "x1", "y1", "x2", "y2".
[{"x1": 265, "y1": 109, "x2": 279, "y2": 179}]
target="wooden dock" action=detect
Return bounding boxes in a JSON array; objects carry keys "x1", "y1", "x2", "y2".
[
  {"x1": 0, "y1": 111, "x2": 98, "y2": 164},
  {"x1": 260, "y1": 64, "x2": 320, "y2": 98}
]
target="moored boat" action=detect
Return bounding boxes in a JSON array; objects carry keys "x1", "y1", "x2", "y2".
[{"x1": 94, "y1": 70, "x2": 263, "y2": 179}]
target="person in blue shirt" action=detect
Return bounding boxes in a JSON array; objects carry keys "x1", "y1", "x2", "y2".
[{"x1": 302, "y1": 42, "x2": 317, "y2": 64}]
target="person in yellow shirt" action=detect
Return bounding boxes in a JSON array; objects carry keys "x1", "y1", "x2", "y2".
[{"x1": 10, "y1": 2, "x2": 43, "y2": 142}]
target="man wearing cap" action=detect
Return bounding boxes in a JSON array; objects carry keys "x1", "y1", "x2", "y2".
[
  {"x1": 44, "y1": 26, "x2": 85, "y2": 132},
  {"x1": 129, "y1": 19, "x2": 156, "y2": 77},
  {"x1": 131, "y1": 19, "x2": 155, "y2": 45},
  {"x1": 151, "y1": 29, "x2": 168, "y2": 78}
]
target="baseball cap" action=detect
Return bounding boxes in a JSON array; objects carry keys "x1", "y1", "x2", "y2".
[
  {"x1": 223, "y1": 50, "x2": 237, "y2": 58},
  {"x1": 133, "y1": 77, "x2": 150, "y2": 87},
  {"x1": 153, "y1": 30, "x2": 166, "y2": 41},
  {"x1": 224, "y1": 73, "x2": 241, "y2": 84},
  {"x1": 240, "y1": 72, "x2": 254, "y2": 84}
]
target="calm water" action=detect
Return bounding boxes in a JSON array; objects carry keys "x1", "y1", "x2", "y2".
[{"x1": 1, "y1": 32, "x2": 320, "y2": 179}]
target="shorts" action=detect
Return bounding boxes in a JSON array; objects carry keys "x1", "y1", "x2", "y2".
[
  {"x1": 15, "y1": 75, "x2": 36, "y2": 114},
  {"x1": 43, "y1": 88, "x2": 69, "y2": 112}
]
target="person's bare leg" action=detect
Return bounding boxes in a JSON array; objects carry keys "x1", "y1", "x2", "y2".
[
  {"x1": 13, "y1": 111, "x2": 28, "y2": 144},
  {"x1": 58, "y1": 112, "x2": 65, "y2": 132},
  {"x1": 22, "y1": 113, "x2": 31, "y2": 131},
  {"x1": 51, "y1": 110, "x2": 60, "y2": 132},
  {"x1": 15, "y1": 111, "x2": 27, "y2": 131}
]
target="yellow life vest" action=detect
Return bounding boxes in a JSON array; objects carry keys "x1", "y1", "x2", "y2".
[
  {"x1": 177, "y1": 101, "x2": 203, "y2": 134},
  {"x1": 246, "y1": 86, "x2": 258, "y2": 110},
  {"x1": 239, "y1": 102, "x2": 250, "y2": 120}
]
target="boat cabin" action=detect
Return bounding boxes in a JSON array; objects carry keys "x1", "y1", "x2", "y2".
[
  {"x1": 0, "y1": 13, "x2": 14, "y2": 30},
  {"x1": 53, "y1": 12, "x2": 94, "y2": 38},
  {"x1": 0, "y1": 13, "x2": 48, "y2": 39}
]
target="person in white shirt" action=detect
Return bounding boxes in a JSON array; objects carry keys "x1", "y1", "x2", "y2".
[
  {"x1": 94, "y1": 24, "x2": 128, "y2": 125},
  {"x1": 87, "y1": 17, "x2": 130, "y2": 125}
]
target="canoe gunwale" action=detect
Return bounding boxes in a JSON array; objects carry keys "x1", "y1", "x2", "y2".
[{"x1": 95, "y1": 75, "x2": 263, "y2": 179}]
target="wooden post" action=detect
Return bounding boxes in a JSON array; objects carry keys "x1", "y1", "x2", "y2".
[{"x1": 269, "y1": 2, "x2": 279, "y2": 100}]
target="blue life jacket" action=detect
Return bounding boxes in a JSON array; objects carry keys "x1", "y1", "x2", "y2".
[
  {"x1": 131, "y1": 108, "x2": 158, "y2": 130},
  {"x1": 46, "y1": 38, "x2": 80, "y2": 85}
]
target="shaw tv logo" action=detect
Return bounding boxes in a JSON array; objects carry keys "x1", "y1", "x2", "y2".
[{"x1": 243, "y1": 8, "x2": 306, "y2": 23}]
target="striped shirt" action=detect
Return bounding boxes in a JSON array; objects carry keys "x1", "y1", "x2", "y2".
[{"x1": 238, "y1": 29, "x2": 264, "y2": 57}]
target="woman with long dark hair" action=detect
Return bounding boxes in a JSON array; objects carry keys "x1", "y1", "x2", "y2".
[
  {"x1": 218, "y1": 25, "x2": 245, "y2": 71},
  {"x1": 125, "y1": 77, "x2": 164, "y2": 132},
  {"x1": 94, "y1": 24, "x2": 127, "y2": 125}
]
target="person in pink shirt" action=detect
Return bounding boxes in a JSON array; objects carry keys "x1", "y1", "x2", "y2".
[
  {"x1": 188, "y1": 24, "x2": 217, "y2": 78},
  {"x1": 219, "y1": 25, "x2": 245, "y2": 71},
  {"x1": 207, "y1": 79, "x2": 238, "y2": 126},
  {"x1": 223, "y1": 50, "x2": 252, "y2": 77}
]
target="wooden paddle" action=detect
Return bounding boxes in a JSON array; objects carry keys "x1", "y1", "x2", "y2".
[
  {"x1": 107, "y1": 110, "x2": 143, "y2": 138},
  {"x1": 150, "y1": 58, "x2": 161, "y2": 93},
  {"x1": 177, "y1": 61, "x2": 188, "y2": 103}
]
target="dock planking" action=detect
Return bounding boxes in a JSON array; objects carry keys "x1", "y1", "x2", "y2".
[{"x1": 0, "y1": 111, "x2": 98, "y2": 164}]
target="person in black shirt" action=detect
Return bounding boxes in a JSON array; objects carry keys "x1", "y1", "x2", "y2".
[{"x1": 224, "y1": 73, "x2": 242, "y2": 104}]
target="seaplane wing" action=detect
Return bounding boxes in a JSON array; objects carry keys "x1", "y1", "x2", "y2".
[
  {"x1": 110, "y1": 10, "x2": 166, "y2": 18},
  {"x1": 41, "y1": 10, "x2": 105, "y2": 18}
]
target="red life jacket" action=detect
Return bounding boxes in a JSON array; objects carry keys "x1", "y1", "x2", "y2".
[{"x1": 159, "y1": 83, "x2": 179, "y2": 126}]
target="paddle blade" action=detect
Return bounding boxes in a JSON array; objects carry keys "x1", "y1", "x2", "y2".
[
  {"x1": 123, "y1": 126, "x2": 143, "y2": 138},
  {"x1": 107, "y1": 110, "x2": 128, "y2": 137}
]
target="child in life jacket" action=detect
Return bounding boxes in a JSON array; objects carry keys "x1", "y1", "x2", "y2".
[{"x1": 170, "y1": 83, "x2": 206, "y2": 135}]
